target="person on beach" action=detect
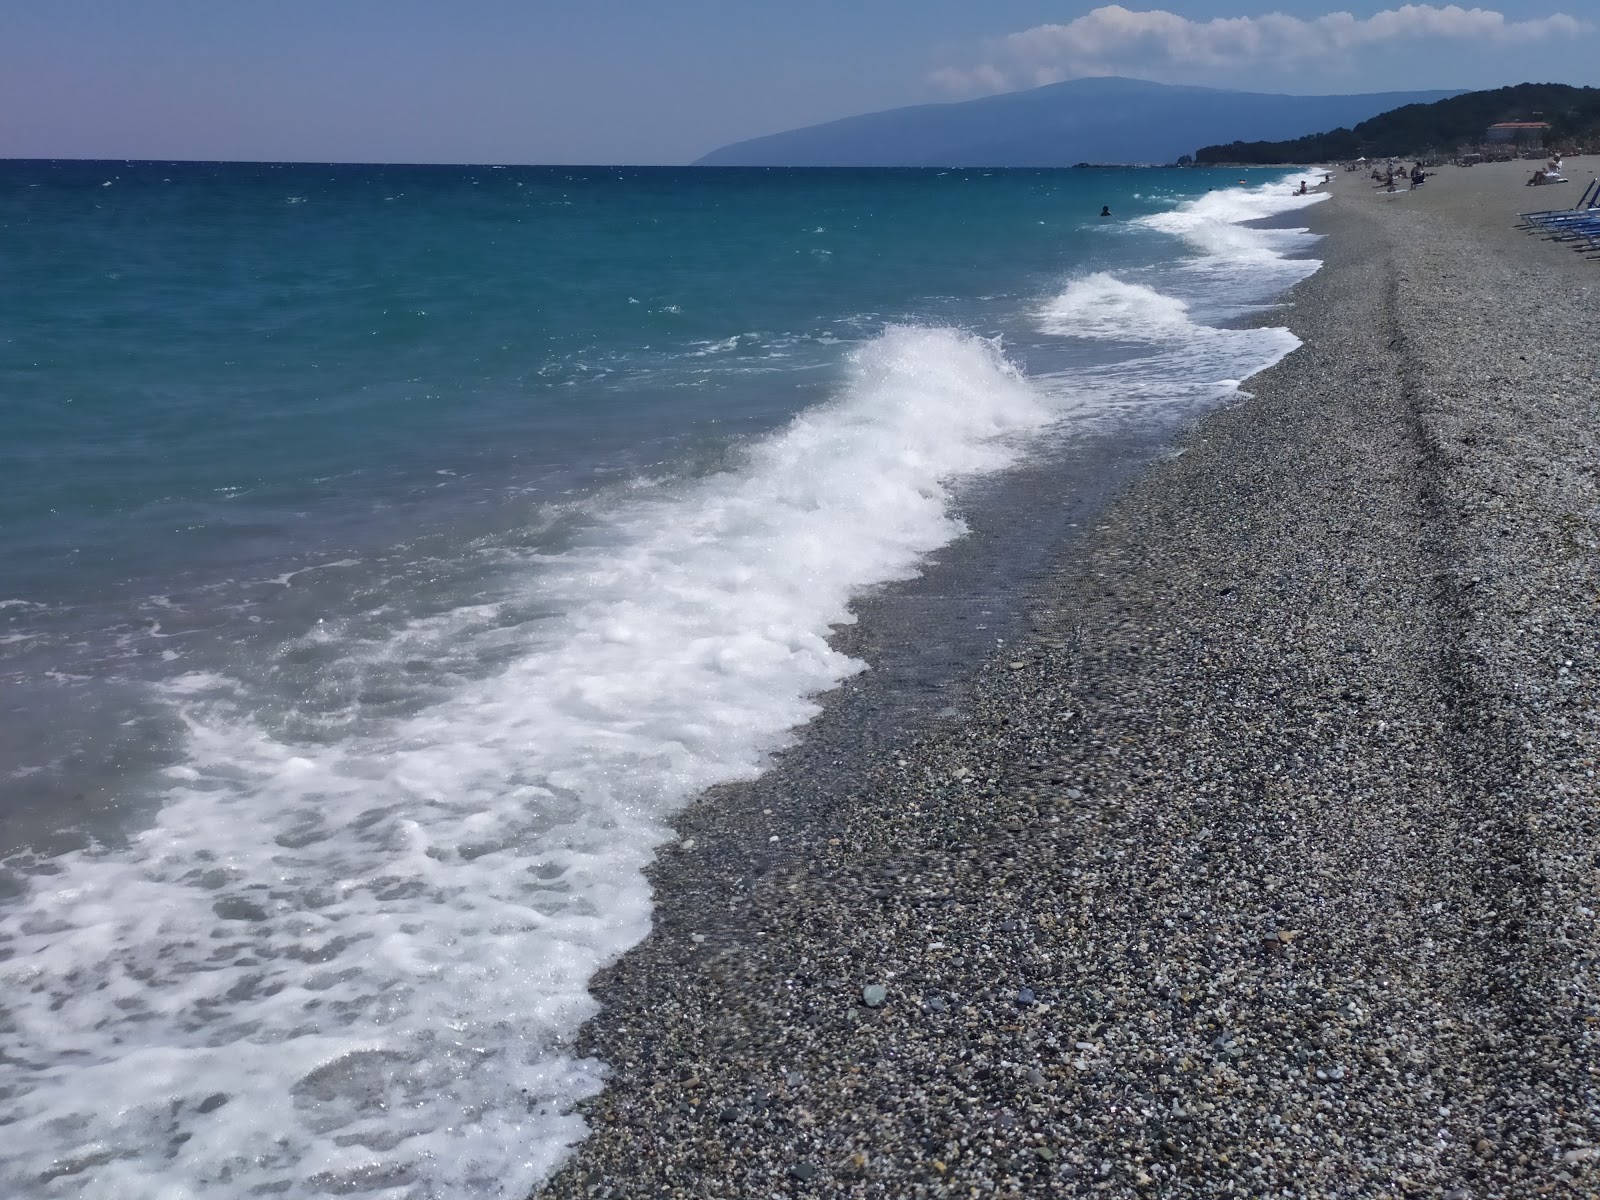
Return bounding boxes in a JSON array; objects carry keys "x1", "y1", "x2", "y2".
[
  {"x1": 1295, "y1": 180, "x2": 1308, "y2": 195},
  {"x1": 1099, "y1": 205, "x2": 1112, "y2": 217}
]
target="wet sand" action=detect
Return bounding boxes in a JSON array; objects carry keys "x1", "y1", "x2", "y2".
[{"x1": 534, "y1": 157, "x2": 1600, "y2": 1199}]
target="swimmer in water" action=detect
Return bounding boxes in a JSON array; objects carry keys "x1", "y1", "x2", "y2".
[{"x1": 1099, "y1": 205, "x2": 1112, "y2": 217}]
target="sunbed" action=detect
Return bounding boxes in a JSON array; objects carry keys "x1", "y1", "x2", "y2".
[{"x1": 1518, "y1": 179, "x2": 1599, "y2": 227}]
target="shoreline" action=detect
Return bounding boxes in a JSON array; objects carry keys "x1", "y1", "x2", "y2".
[{"x1": 536, "y1": 159, "x2": 1599, "y2": 1198}]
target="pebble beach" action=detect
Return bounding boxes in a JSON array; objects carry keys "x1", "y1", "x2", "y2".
[{"x1": 535, "y1": 158, "x2": 1600, "y2": 1199}]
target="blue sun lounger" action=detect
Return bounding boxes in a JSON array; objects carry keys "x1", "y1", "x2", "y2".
[
  {"x1": 1519, "y1": 178, "x2": 1599, "y2": 227},
  {"x1": 1543, "y1": 204, "x2": 1600, "y2": 240}
]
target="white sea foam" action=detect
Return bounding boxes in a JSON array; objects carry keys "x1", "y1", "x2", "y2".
[
  {"x1": 269, "y1": 559, "x2": 363, "y2": 588},
  {"x1": 1037, "y1": 273, "x2": 1195, "y2": 341},
  {"x1": 0, "y1": 327, "x2": 1054, "y2": 1199},
  {"x1": 1137, "y1": 171, "x2": 1328, "y2": 296},
  {"x1": 1035, "y1": 172, "x2": 1324, "y2": 412},
  {"x1": 1036, "y1": 272, "x2": 1300, "y2": 404}
]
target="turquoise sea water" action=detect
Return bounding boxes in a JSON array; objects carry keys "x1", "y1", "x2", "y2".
[{"x1": 0, "y1": 161, "x2": 1325, "y2": 1197}]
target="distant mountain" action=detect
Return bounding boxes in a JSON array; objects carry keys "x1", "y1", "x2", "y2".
[
  {"x1": 1195, "y1": 82, "x2": 1600, "y2": 164},
  {"x1": 692, "y1": 77, "x2": 1464, "y2": 168}
]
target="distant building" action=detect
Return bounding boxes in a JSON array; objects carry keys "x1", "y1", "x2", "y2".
[{"x1": 1485, "y1": 121, "x2": 1551, "y2": 145}]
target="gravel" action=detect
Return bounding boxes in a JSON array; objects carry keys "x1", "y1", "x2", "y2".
[{"x1": 534, "y1": 157, "x2": 1600, "y2": 1199}]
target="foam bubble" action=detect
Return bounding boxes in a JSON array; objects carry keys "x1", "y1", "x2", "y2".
[{"x1": 0, "y1": 327, "x2": 1053, "y2": 1199}]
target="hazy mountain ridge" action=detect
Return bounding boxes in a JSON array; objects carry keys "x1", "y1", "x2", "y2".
[{"x1": 694, "y1": 77, "x2": 1464, "y2": 167}]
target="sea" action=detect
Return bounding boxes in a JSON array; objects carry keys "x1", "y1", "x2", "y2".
[{"x1": 0, "y1": 161, "x2": 1326, "y2": 1198}]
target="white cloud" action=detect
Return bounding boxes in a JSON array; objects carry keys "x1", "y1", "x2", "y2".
[{"x1": 934, "y1": 4, "x2": 1591, "y2": 93}]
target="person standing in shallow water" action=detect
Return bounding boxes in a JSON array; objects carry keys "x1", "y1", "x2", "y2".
[{"x1": 1100, "y1": 205, "x2": 1112, "y2": 217}]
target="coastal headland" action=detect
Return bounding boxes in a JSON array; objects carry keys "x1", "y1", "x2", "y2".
[{"x1": 537, "y1": 159, "x2": 1600, "y2": 1198}]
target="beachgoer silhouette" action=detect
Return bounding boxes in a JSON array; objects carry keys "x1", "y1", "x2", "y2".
[{"x1": 1099, "y1": 205, "x2": 1112, "y2": 217}]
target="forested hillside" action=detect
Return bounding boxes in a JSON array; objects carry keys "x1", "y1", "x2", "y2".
[{"x1": 1195, "y1": 83, "x2": 1600, "y2": 164}]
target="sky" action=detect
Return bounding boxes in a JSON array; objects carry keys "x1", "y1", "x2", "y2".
[{"x1": 2, "y1": 1, "x2": 1594, "y2": 164}]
